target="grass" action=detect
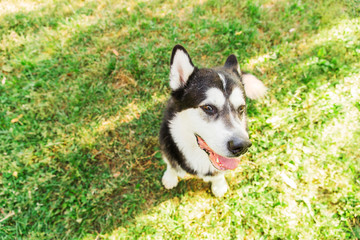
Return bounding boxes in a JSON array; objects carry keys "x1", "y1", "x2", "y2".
[{"x1": 0, "y1": 0, "x2": 359, "y2": 239}]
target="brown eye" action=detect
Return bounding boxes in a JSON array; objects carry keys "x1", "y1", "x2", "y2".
[
  {"x1": 200, "y1": 105, "x2": 217, "y2": 115},
  {"x1": 238, "y1": 105, "x2": 246, "y2": 114}
]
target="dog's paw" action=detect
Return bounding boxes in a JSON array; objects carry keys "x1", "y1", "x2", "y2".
[
  {"x1": 211, "y1": 180, "x2": 229, "y2": 197},
  {"x1": 162, "y1": 169, "x2": 179, "y2": 189}
]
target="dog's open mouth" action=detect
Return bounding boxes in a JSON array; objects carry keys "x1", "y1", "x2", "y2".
[{"x1": 196, "y1": 135, "x2": 240, "y2": 171}]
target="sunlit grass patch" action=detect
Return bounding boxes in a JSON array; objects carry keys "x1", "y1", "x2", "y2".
[{"x1": 0, "y1": 0, "x2": 46, "y2": 16}]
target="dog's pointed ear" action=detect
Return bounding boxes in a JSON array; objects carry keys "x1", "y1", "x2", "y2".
[
  {"x1": 169, "y1": 45, "x2": 195, "y2": 91},
  {"x1": 242, "y1": 73, "x2": 268, "y2": 100},
  {"x1": 225, "y1": 54, "x2": 267, "y2": 100},
  {"x1": 224, "y1": 54, "x2": 241, "y2": 75}
]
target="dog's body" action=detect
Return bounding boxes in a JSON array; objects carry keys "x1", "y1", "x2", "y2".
[{"x1": 159, "y1": 45, "x2": 267, "y2": 197}]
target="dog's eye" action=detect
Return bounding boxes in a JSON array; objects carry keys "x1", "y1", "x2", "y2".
[
  {"x1": 200, "y1": 105, "x2": 217, "y2": 115},
  {"x1": 238, "y1": 105, "x2": 246, "y2": 114}
]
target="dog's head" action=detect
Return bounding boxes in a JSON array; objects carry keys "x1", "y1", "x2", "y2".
[{"x1": 168, "y1": 45, "x2": 267, "y2": 171}]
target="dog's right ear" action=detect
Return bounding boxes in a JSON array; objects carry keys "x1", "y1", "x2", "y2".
[{"x1": 169, "y1": 45, "x2": 195, "y2": 91}]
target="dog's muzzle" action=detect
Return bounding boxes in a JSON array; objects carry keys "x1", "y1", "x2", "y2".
[
  {"x1": 196, "y1": 135, "x2": 244, "y2": 171},
  {"x1": 227, "y1": 139, "x2": 252, "y2": 157}
]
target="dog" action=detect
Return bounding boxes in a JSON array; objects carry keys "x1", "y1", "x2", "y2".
[{"x1": 159, "y1": 45, "x2": 267, "y2": 197}]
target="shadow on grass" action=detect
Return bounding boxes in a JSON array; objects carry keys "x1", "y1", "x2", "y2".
[{"x1": 64, "y1": 101, "x2": 212, "y2": 238}]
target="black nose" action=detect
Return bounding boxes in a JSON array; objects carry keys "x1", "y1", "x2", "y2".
[{"x1": 227, "y1": 139, "x2": 252, "y2": 156}]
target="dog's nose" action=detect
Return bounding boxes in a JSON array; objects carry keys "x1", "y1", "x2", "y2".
[{"x1": 227, "y1": 139, "x2": 252, "y2": 156}]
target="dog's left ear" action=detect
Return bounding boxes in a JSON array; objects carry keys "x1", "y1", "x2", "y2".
[
  {"x1": 224, "y1": 54, "x2": 241, "y2": 75},
  {"x1": 224, "y1": 54, "x2": 267, "y2": 100},
  {"x1": 169, "y1": 45, "x2": 195, "y2": 91}
]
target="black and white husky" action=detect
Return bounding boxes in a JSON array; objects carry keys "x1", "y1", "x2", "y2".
[{"x1": 159, "y1": 45, "x2": 267, "y2": 197}]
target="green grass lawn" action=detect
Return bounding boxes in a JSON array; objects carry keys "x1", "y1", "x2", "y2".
[{"x1": 1, "y1": 0, "x2": 359, "y2": 239}]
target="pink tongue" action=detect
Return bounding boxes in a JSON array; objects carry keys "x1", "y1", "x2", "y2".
[
  {"x1": 210, "y1": 152, "x2": 240, "y2": 170},
  {"x1": 196, "y1": 136, "x2": 240, "y2": 170}
]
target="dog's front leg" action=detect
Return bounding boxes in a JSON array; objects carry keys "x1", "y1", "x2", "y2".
[
  {"x1": 204, "y1": 174, "x2": 229, "y2": 197},
  {"x1": 162, "y1": 163, "x2": 179, "y2": 189},
  {"x1": 211, "y1": 175, "x2": 229, "y2": 197}
]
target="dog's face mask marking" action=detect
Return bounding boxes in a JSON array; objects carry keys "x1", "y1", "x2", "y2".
[
  {"x1": 218, "y1": 73, "x2": 227, "y2": 90},
  {"x1": 227, "y1": 87, "x2": 249, "y2": 138},
  {"x1": 201, "y1": 88, "x2": 226, "y2": 111},
  {"x1": 166, "y1": 45, "x2": 266, "y2": 172},
  {"x1": 229, "y1": 87, "x2": 245, "y2": 109}
]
